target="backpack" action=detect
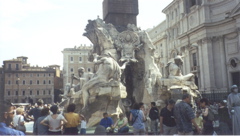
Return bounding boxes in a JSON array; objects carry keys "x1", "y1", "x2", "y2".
[{"x1": 207, "y1": 106, "x2": 218, "y2": 121}]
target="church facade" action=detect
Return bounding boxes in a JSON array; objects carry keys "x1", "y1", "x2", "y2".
[{"x1": 148, "y1": 0, "x2": 240, "y2": 93}]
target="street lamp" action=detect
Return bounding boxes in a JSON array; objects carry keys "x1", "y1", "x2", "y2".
[{"x1": 17, "y1": 77, "x2": 20, "y2": 103}]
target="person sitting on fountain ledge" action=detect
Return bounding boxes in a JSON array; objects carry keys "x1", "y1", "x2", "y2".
[{"x1": 99, "y1": 112, "x2": 114, "y2": 131}]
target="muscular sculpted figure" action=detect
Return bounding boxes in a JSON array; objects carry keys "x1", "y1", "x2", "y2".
[
  {"x1": 166, "y1": 55, "x2": 197, "y2": 90},
  {"x1": 72, "y1": 67, "x2": 93, "y2": 92},
  {"x1": 81, "y1": 52, "x2": 121, "y2": 110}
]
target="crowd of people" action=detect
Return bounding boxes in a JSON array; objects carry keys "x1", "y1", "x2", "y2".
[{"x1": 0, "y1": 85, "x2": 239, "y2": 135}]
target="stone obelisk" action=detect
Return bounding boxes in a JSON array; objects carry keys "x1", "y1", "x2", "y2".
[{"x1": 102, "y1": 0, "x2": 139, "y2": 32}]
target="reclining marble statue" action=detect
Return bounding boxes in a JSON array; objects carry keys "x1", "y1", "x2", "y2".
[
  {"x1": 80, "y1": 52, "x2": 122, "y2": 111},
  {"x1": 163, "y1": 55, "x2": 201, "y2": 106}
]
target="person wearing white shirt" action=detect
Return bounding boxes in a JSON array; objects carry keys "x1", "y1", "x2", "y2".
[
  {"x1": 80, "y1": 115, "x2": 87, "y2": 135},
  {"x1": 12, "y1": 107, "x2": 25, "y2": 131},
  {"x1": 40, "y1": 105, "x2": 67, "y2": 135}
]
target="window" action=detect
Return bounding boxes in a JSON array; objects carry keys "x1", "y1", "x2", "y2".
[
  {"x1": 49, "y1": 74, "x2": 51, "y2": 76},
  {"x1": 191, "y1": 0, "x2": 196, "y2": 7},
  {"x1": 22, "y1": 91, "x2": 25, "y2": 96},
  {"x1": 16, "y1": 64, "x2": 19, "y2": 70},
  {"x1": 230, "y1": 58, "x2": 238, "y2": 68},
  {"x1": 43, "y1": 80, "x2": 46, "y2": 84},
  {"x1": 49, "y1": 80, "x2": 51, "y2": 84},
  {"x1": 44, "y1": 74, "x2": 46, "y2": 77},
  {"x1": 37, "y1": 80, "x2": 39, "y2": 84},
  {"x1": 172, "y1": 11, "x2": 174, "y2": 20},
  {"x1": 71, "y1": 68, "x2": 73, "y2": 72},
  {"x1": 88, "y1": 68, "x2": 91, "y2": 72},
  {"x1": 16, "y1": 91, "x2": 18, "y2": 96},
  {"x1": 16, "y1": 74, "x2": 18, "y2": 77},
  {"x1": 23, "y1": 80, "x2": 25, "y2": 85},
  {"x1": 8, "y1": 91, "x2": 10, "y2": 96},
  {"x1": 192, "y1": 53, "x2": 197, "y2": 66},
  {"x1": 8, "y1": 64, "x2": 11, "y2": 70},
  {"x1": 8, "y1": 81, "x2": 11, "y2": 85},
  {"x1": 79, "y1": 57, "x2": 82, "y2": 62},
  {"x1": 70, "y1": 57, "x2": 73, "y2": 62},
  {"x1": 30, "y1": 91, "x2": 32, "y2": 95},
  {"x1": 23, "y1": 74, "x2": 25, "y2": 77},
  {"x1": 37, "y1": 90, "x2": 39, "y2": 95},
  {"x1": 16, "y1": 80, "x2": 18, "y2": 84},
  {"x1": 43, "y1": 90, "x2": 45, "y2": 95},
  {"x1": 49, "y1": 90, "x2": 51, "y2": 95},
  {"x1": 30, "y1": 80, "x2": 32, "y2": 85},
  {"x1": 37, "y1": 74, "x2": 39, "y2": 77},
  {"x1": 30, "y1": 74, "x2": 32, "y2": 77}
]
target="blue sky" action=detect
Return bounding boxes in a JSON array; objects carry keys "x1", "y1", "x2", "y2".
[{"x1": 0, "y1": 0, "x2": 172, "y2": 68}]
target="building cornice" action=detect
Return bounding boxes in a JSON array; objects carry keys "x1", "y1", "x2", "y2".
[{"x1": 178, "y1": 18, "x2": 234, "y2": 40}]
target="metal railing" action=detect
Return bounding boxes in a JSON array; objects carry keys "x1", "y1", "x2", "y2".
[{"x1": 200, "y1": 90, "x2": 230, "y2": 102}]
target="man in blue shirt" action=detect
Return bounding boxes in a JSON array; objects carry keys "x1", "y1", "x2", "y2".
[
  {"x1": 100, "y1": 112, "x2": 113, "y2": 129},
  {"x1": 174, "y1": 94, "x2": 200, "y2": 135},
  {"x1": 0, "y1": 101, "x2": 25, "y2": 135}
]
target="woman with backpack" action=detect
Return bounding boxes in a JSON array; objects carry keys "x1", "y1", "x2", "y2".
[
  {"x1": 200, "y1": 98, "x2": 214, "y2": 135},
  {"x1": 129, "y1": 103, "x2": 146, "y2": 135}
]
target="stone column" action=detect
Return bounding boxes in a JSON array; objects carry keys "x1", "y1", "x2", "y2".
[
  {"x1": 201, "y1": 37, "x2": 216, "y2": 91},
  {"x1": 197, "y1": 39, "x2": 204, "y2": 91},
  {"x1": 219, "y1": 36, "x2": 228, "y2": 89}
]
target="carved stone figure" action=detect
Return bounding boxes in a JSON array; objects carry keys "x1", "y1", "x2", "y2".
[
  {"x1": 165, "y1": 55, "x2": 197, "y2": 90},
  {"x1": 80, "y1": 52, "x2": 122, "y2": 110},
  {"x1": 162, "y1": 55, "x2": 201, "y2": 108},
  {"x1": 72, "y1": 67, "x2": 93, "y2": 92},
  {"x1": 115, "y1": 30, "x2": 142, "y2": 63}
]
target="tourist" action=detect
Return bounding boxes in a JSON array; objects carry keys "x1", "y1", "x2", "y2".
[
  {"x1": 40, "y1": 105, "x2": 67, "y2": 135},
  {"x1": 130, "y1": 103, "x2": 146, "y2": 135},
  {"x1": 35, "y1": 107, "x2": 50, "y2": 135},
  {"x1": 174, "y1": 94, "x2": 200, "y2": 135},
  {"x1": 12, "y1": 107, "x2": 25, "y2": 133},
  {"x1": 227, "y1": 85, "x2": 240, "y2": 135},
  {"x1": 27, "y1": 99, "x2": 44, "y2": 135},
  {"x1": 217, "y1": 101, "x2": 231, "y2": 135},
  {"x1": 149, "y1": 102, "x2": 159, "y2": 135},
  {"x1": 200, "y1": 98, "x2": 214, "y2": 135},
  {"x1": 139, "y1": 102, "x2": 149, "y2": 134},
  {"x1": 113, "y1": 113, "x2": 129, "y2": 133},
  {"x1": 80, "y1": 114, "x2": 87, "y2": 135},
  {"x1": 193, "y1": 110, "x2": 203, "y2": 135},
  {"x1": 63, "y1": 103, "x2": 80, "y2": 135},
  {"x1": 0, "y1": 101, "x2": 25, "y2": 135},
  {"x1": 99, "y1": 112, "x2": 114, "y2": 130},
  {"x1": 160, "y1": 99, "x2": 177, "y2": 135}
]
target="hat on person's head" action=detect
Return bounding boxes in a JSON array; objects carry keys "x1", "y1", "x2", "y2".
[{"x1": 231, "y1": 85, "x2": 238, "y2": 91}]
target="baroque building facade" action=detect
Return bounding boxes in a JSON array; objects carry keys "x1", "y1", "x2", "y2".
[
  {"x1": 1, "y1": 56, "x2": 62, "y2": 104},
  {"x1": 62, "y1": 45, "x2": 94, "y2": 91},
  {"x1": 148, "y1": 0, "x2": 240, "y2": 92}
]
